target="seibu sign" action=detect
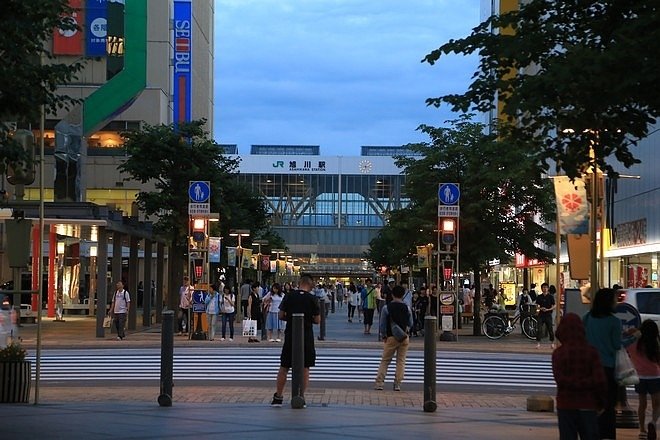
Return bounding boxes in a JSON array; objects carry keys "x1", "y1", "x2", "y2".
[{"x1": 173, "y1": 0, "x2": 192, "y2": 125}]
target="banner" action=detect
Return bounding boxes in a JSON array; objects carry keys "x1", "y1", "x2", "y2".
[
  {"x1": 208, "y1": 237, "x2": 221, "y2": 263},
  {"x1": 261, "y1": 255, "x2": 270, "y2": 271},
  {"x1": 53, "y1": 0, "x2": 84, "y2": 55},
  {"x1": 173, "y1": 0, "x2": 192, "y2": 125},
  {"x1": 241, "y1": 249, "x2": 252, "y2": 269},
  {"x1": 417, "y1": 246, "x2": 429, "y2": 268},
  {"x1": 227, "y1": 247, "x2": 236, "y2": 267},
  {"x1": 553, "y1": 176, "x2": 589, "y2": 234},
  {"x1": 270, "y1": 260, "x2": 277, "y2": 273},
  {"x1": 85, "y1": 0, "x2": 107, "y2": 56}
]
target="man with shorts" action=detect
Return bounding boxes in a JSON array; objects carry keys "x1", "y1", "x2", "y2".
[{"x1": 271, "y1": 274, "x2": 320, "y2": 406}]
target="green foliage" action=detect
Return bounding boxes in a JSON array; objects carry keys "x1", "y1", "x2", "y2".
[
  {"x1": 118, "y1": 120, "x2": 271, "y2": 248},
  {"x1": 365, "y1": 117, "x2": 555, "y2": 273},
  {"x1": 0, "y1": 342, "x2": 27, "y2": 362},
  {"x1": 423, "y1": 0, "x2": 660, "y2": 178},
  {"x1": 0, "y1": 0, "x2": 83, "y2": 173}
]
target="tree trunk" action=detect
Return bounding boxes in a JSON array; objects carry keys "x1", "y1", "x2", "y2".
[{"x1": 472, "y1": 264, "x2": 482, "y2": 336}]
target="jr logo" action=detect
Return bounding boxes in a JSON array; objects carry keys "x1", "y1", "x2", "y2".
[{"x1": 272, "y1": 161, "x2": 284, "y2": 168}]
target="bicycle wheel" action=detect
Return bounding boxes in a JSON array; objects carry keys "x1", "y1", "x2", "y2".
[
  {"x1": 521, "y1": 316, "x2": 538, "y2": 340},
  {"x1": 482, "y1": 315, "x2": 506, "y2": 339}
]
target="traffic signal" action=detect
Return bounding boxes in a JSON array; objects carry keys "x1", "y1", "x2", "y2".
[
  {"x1": 7, "y1": 129, "x2": 35, "y2": 185},
  {"x1": 440, "y1": 218, "x2": 456, "y2": 245},
  {"x1": 191, "y1": 218, "x2": 206, "y2": 243}
]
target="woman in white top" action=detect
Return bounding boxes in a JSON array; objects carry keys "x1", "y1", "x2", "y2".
[
  {"x1": 205, "y1": 285, "x2": 220, "y2": 341},
  {"x1": 347, "y1": 282, "x2": 360, "y2": 323},
  {"x1": 263, "y1": 283, "x2": 286, "y2": 342},
  {"x1": 220, "y1": 285, "x2": 235, "y2": 341}
]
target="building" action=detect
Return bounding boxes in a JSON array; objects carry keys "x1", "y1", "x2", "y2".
[
  {"x1": 232, "y1": 145, "x2": 413, "y2": 278},
  {"x1": 1, "y1": 0, "x2": 214, "y2": 328}
]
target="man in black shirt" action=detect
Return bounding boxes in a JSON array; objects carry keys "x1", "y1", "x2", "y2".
[
  {"x1": 271, "y1": 274, "x2": 320, "y2": 406},
  {"x1": 535, "y1": 282, "x2": 555, "y2": 349}
]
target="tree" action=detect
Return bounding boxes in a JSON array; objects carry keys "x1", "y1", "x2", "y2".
[
  {"x1": 0, "y1": 0, "x2": 83, "y2": 170},
  {"x1": 366, "y1": 117, "x2": 556, "y2": 333},
  {"x1": 119, "y1": 120, "x2": 271, "y2": 309},
  {"x1": 423, "y1": 0, "x2": 660, "y2": 178}
]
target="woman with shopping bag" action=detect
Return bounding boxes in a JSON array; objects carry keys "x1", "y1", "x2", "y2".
[{"x1": 246, "y1": 282, "x2": 262, "y2": 343}]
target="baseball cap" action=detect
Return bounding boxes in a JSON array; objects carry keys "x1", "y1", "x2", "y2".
[{"x1": 388, "y1": 278, "x2": 395, "y2": 283}]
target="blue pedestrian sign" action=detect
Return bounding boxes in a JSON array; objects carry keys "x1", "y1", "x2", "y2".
[
  {"x1": 189, "y1": 181, "x2": 210, "y2": 203},
  {"x1": 438, "y1": 183, "x2": 460, "y2": 206},
  {"x1": 615, "y1": 302, "x2": 641, "y2": 332}
]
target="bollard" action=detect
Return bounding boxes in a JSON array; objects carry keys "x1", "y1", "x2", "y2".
[
  {"x1": 423, "y1": 315, "x2": 437, "y2": 412},
  {"x1": 318, "y1": 299, "x2": 326, "y2": 341},
  {"x1": 158, "y1": 310, "x2": 174, "y2": 407},
  {"x1": 331, "y1": 293, "x2": 335, "y2": 314},
  {"x1": 291, "y1": 313, "x2": 306, "y2": 409}
]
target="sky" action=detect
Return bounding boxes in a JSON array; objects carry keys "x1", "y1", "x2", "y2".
[{"x1": 213, "y1": 0, "x2": 481, "y2": 156}]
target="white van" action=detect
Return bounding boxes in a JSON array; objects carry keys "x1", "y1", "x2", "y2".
[{"x1": 617, "y1": 288, "x2": 660, "y2": 328}]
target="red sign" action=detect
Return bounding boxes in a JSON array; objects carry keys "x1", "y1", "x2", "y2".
[
  {"x1": 515, "y1": 253, "x2": 541, "y2": 268},
  {"x1": 441, "y1": 305, "x2": 454, "y2": 315},
  {"x1": 53, "y1": 0, "x2": 84, "y2": 55}
]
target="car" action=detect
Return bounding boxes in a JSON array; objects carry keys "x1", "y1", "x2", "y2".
[{"x1": 617, "y1": 288, "x2": 660, "y2": 328}]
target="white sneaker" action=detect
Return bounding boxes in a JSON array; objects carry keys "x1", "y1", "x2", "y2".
[
  {"x1": 221, "y1": 338, "x2": 225, "y2": 341},
  {"x1": 275, "y1": 338, "x2": 281, "y2": 342},
  {"x1": 269, "y1": 339, "x2": 276, "y2": 342},
  {"x1": 229, "y1": 338, "x2": 233, "y2": 342}
]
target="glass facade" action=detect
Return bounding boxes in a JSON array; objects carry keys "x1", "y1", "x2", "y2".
[{"x1": 234, "y1": 153, "x2": 411, "y2": 275}]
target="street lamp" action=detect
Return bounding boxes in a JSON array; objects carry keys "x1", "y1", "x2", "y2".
[{"x1": 252, "y1": 239, "x2": 269, "y2": 285}]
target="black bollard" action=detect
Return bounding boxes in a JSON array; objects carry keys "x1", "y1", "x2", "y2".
[
  {"x1": 158, "y1": 310, "x2": 174, "y2": 407},
  {"x1": 331, "y1": 293, "x2": 335, "y2": 314},
  {"x1": 318, "y1": 299, "x2": 326, "y2": 341},
  {"x1": 423, "y1": 315, "x2": 437, "y2": 412},
  {"x1": 291, "y1": 313, "x2": 305, "y2": 409}
]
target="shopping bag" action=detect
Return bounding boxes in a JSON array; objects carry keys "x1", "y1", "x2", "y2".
[
  {"x1": 103, "y1": 315, "x2": 112, "y2": 328},
  {"x1": 615, "y1": 348, "x2": 640, "y2": 385},
  {"x1": 242, "y1": 319, "x2": 257, "y2": 337}
]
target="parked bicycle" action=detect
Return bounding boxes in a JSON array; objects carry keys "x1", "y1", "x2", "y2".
[{"x1": 482, "y1": 306, "x2": 538, "y2": 340}]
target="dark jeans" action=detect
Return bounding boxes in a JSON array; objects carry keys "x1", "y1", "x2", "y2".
[
  {"x1": 598, "y1": 366, "x2": 617, "y2": 439},
  {"x1": 113, "y1": 313, "x2": 127, "y2": 339},
  {"x1": 241, "y1": 300, "x2": 249, "y2": 318},
  {"x1": 347, "y1": 304, "x2": 356, "y2": 319},
  {"x1": 536, "y1": 313, "x2": 555, "y2": 342},
  {"x1": 221, "y1": 312, "x2": 235, "y2": 338},
  {"x1": 557, "y1": 409, "x2": 599, "y2": 440},
  {"x1": 178, "y1": 308, "x2": 190, "y2": 333}
]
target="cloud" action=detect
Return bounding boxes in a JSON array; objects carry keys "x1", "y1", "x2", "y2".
[{"x1": 214, "y1": 0, "x2": 480, "y2": 154}]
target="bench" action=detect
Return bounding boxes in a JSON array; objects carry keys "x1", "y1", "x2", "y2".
[
  {"x1": 461, "y1": 312, "x2": 474, "y2": 324},
  {"x1": 63, "y1": 304, "x2": 92, "y2": 315}
]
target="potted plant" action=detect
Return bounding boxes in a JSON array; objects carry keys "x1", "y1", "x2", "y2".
[{"x1": 0, "y1": 342, "x2": 31, "y2": 403}]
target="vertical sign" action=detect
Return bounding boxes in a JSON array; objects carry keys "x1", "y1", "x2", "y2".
[
  {"x1": 53, "y1": 0, "x2": 84, "y2": 55},
  {"x1": 173, "y1": 0, "x2": 192, "y2": 125},
  {"x1": 85, "y1": 0, "x2": 107, "y2": 57}
]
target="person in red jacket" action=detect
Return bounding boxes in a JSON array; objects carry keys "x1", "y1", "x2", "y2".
[{"x1": 552, "y1": 313, "x2": 607, "y2": 439}]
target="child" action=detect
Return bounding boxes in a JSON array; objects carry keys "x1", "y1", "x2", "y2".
[
  {"x1": 627, "y1": 320, "x2": 660, "y2": 439},
  {"x1": 552, "y1": 313, "x2": 607, "y2": 439}
]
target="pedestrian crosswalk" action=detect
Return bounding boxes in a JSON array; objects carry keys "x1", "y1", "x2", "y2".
[{"x1": 28, "y1": 348, "x2": 556, "y2": 388}]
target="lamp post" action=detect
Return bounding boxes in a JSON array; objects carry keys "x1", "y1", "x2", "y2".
[
  {"x1": 271, "y1": 248, "x2": 285, "y2": 284},
  {"x1": 230, "y1": 229, "x2": 250, "y2": 320},
  {"x1": 252, "y1": 239, "x2": 269, "y2": 285}
]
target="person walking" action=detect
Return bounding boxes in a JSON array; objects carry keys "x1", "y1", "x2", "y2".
[
  {"x1": 361, "y1": 278, "x2": 377, "y2": 335},
  {"x1": 247, "y1": 282, "x2": 263, "y2": 343},
  {"x1": 583, "y1": 288, "x2": 622, "y2": 439},
  {"x1": 627, "y1": 319, "x2": 660, "y2": 439},
  {"x1": 205, "y1": 284, "x2": 220, "y2": 341},
  {"x1": 552, "y1": 313, "x2": 607, "y2": 440},
  {"x1": 178, "y1": 276, "x2": 193, "y2": 336},
  {"x1": 264, "y1": 283, "x2": 286, "y2": 342},
  {"x1": 374, "y1": 285, "x2": 413, "y2": 391},
  {"x1": 220, "y1": 285, "x2": 235, "y2": 341},
  {"x1": 110, "y1": 280, "x2": 130, "y2": 341},
  {"x1": 271, "y1": 274, "x2": 320, "y2": 406},
  {"x1": 536, "y1": 282, "x2": 556, "y2": 349},
  {"x1": 347, "y1": 282, "x2": 359, "y2": 323}
]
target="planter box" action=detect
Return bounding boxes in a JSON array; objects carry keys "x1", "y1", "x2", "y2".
[{"x1": 0, "y1": 361, "x2": 31, "y2": 403}]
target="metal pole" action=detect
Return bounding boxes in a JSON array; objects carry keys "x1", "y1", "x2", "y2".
[
  {"x1": 158, "y1": 310, "x2": 174, "y2": 407},
  {"x1": 555, "y1": 210, "x2": 562, "y2": 328},
  {"x1": 590, "y1": 150, "x2": 599, "y2": 297},
  {"x1": 290, "y1": 313, "x2": 305, "y2": 409},
  {"x1": 423, "y1": 315, "x2": 437, "y2": 412}
]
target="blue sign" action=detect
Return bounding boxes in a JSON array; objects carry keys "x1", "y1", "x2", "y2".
[
  {"x1": 615, "y1": 302, "x2": 641, "y2": 332},
  {"x1": 192, "y1": 290, "x2": 207, "y2": 313},
  {"x1": 173, "y1": 0, "x2": 192, "y2": 125},
  {"x1": 85, "y1": 0, "x2": 107, "y2": 57},
  {"x1": 438, "y1": 183, "x2": 460, "y2": 205},
  {"x1": 189, "y1": 181, "x2": 210, "y2": 203}
]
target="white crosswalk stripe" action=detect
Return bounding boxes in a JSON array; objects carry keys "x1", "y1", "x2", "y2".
[{"x1": 28, "y1": 348, "x2": 556, "y2": 388}]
